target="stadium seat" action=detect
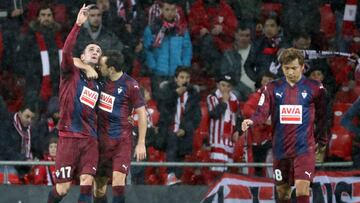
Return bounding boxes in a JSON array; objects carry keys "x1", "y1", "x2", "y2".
[
  {"x1": 329, "y1": 57, "x2": 353, "y2": 86},
  {"x1": 335, "y1": 86, "x2": 358, "y2": 104},
  {"x1": 328, "y1": 126, "x2": 353, "y2": 161},
  {"x1": 147, "y1": 100, "x2": 160, "y2": 125},
  {"x1": 319, "y1": 4, "x2": 336, "y2": 39},
  {"x1": 193, "y1": 101, "x2": 209, "y2": 151},
  {"x1": 260, "y1": 3, "x2": 282, "y2": 19},
  {"x1": 332, "y1": 102, "x2": 352, "y2": 125},
  {"x1": 136, "y1": 76, "x2": 152, "y2": 95},
  {"x1": 131, "y1": 59, "x2": 142, "y2": 78}
]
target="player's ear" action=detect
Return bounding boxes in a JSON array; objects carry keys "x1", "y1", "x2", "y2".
[{"x1": 80, "y1": 53, "x2": 85, "y2": 61}]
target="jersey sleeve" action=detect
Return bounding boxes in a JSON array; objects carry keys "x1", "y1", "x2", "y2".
[
  {"x1": 61, "y1": 24, "x2": 81, "y2": 73},
  {"x1": 130, "y1": 81, "x2": 145, "y2": 109}
]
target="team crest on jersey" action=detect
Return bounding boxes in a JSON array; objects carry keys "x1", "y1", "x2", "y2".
[
  {"x1": 301, "y1": 90, "x2": 308, "y2": 99},
  {"x1": 80, "y1": 86, "x2": 99, "y2": 109},
  {"x1": 118, "y1": 87, "x2": 123, "y2": 94},
  {"x1": 99, "y1": 92, "x2": 116, "y2": 113},
  {"x1": 279, "y1": 105, "x2": 302, "y2": 124}
]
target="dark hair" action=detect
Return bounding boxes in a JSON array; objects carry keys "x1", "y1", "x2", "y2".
[
  {"x1": 48, "y1": 136, "x2": 58, "y2": 145},
  {"x1": 20, "y1": 92, "x2": 40, "y2": 114},
  {"x1": 279, "y1": 48, "x2": 304, "y2": 66},
  {"x1": 103, "y1": 50, "x2": 125, "y2": 72},
  {"x1": 82, "y1": 41, "x2": 102, "y2": 55},
  {"x1": 174, "y1": 66, "x2": 191, "y2": 77},
  {"x1": 255, "y1": 71, "x2": 276, "y2": 89},
  {"x1": 161, "y1": 0, "x2": 178, "y2": 5},
  {"x1": 293, "y1": 32, "x2": 311, "y2": 42},
  {"x1": 36, "y1": 3, "x2": 53, "y2": 17},
  {"x1": 236, "y1": 23, "x2": 252, "y2": 32},
  {"x1": 264, "y1": 15, "x2": 280, "y2": 27}
]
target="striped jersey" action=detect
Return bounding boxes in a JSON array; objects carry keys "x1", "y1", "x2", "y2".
[
  {"x1": 207, "y1": 89, "x2": 239, "y2": 171},
  {"x1": 58, "y1": 24, "x2": 100, "y2": 138},
  {"x1": 251, "y1": 76, "x2": 328, "y2": 159},
  {"x1": 98, "y1": 73, "x2": 145, "y2": 139}
]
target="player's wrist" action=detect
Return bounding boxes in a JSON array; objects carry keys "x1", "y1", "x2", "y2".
[{"x1": 137, "y1": 140, "x2": 145, "y2": 145}]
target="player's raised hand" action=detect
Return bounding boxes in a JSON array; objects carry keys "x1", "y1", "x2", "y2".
[
  {"x1": 76, "y1": 4, "x2": 92, "y2": 26},
  {"x1": 241, "y1": 119, "x2": 253, "y2": 132},
  {"x1": 134, "y1": 143, "x2": 146, "y2": 161}
]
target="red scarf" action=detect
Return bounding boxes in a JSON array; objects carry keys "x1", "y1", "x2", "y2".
[
  {"x1": 0, "y1": 31, "x2": 3, "y2": 63},
  {"x1": 35, "y1": 32, "x2": 63, "y2": 101},
  {"x1": 117, "y1": 0, "x2": 137, "y2": 22},
  {"x1": 152, "y1": 15, "x2": 187, "y2": 48},
  {"x1": 173, "y1": 91, "x2": 188, "y2": 132},
  {"x1": 153, "y1": 21, "x2": 176, "y2": 48},
  {"x1": 342, "y1": 0, "x2": 358, "y2": 38},
  {"x1": 13, "y1": 113, "x2": 32, "y2": 159}
]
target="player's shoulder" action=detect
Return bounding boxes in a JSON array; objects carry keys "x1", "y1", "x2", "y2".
[
  {"x1": 303, "y1": 77, "x2": 325, "y2": 90},
  {"x1": 262, "y1": 78, "x2": 283, "y2": 91},
  {"x1": 123, "y1": 73, "x2": 140, "y2": 86}
]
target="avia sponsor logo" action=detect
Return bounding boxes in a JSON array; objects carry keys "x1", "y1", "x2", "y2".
[
  {"x1": 279, "y1": 105, "x2": 302, "y2": 124},
  {"x1": 80, "y1": 86, "x2": 99, "y2": 109},
  {"x1": 99, "y1": 92, "x2": 116, "y2": 113}
]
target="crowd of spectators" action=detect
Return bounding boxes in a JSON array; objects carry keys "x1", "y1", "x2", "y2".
[{"x1": 0, "y1": 0, "x2": 360, "y2": 185}]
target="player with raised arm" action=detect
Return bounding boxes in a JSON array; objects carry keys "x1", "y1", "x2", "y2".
[{"x1": 47, "y1": 5, "x2": 102, "y2": 203}]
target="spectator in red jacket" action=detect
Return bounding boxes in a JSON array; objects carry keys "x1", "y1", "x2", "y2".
[
  {"x1": 242, "y1": 71, "x2": 275, "y2": 177},
  {"x1": 32, "y1": 136, "x2": 57, "y2": 185},
  {"x1": 188, "y1": 0, "x2": 237, "y2": 75}
]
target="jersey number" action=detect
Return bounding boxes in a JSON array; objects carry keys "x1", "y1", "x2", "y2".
[
  {"x1": 58, "y1": 166, "x2": 72, "y2": 179},
  {"x1": 274, "y1": 169, "x2": 283, "y2": 181}
]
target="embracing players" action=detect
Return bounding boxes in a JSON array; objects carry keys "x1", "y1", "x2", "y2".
[{"x1": 92, "y1": 50, "x2": 147, "y2": 203}]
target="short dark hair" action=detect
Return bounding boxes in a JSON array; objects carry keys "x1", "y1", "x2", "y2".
[
  {"x1": 82, "y1": 42, "x2": 102, "y2": 55},
  {"x1": 103, "y1": 50, "x2": 125, "y2": 72},
  {"x1": 36, "y1": 3, "x2": 53, "y2": 17},
  {"x1": 255, "y1": 71, "x2": 276, "y2": 89},
  {"x1": 161, "y1": 0, "x2": 178, "y2": 6},
  {"x1": 264, "y1": 16, "x2": 280, "y2": 27},
  {"x1": 174, "y1": 66, "x2": 191, "y2": 77},
  {"x1": 293, "y1": 32, "x2": 311, "y2": 42},
  {"x1": 48, "y1": 136, "x2": 58, "y2": 145},
  {"x1": 20, "y1": 92, "x2": 40, "y2": 114},
  {"x1": 279, "y1": 48, "x2": 304, "y2": 66},
  {"x1": 236, "y1": 23, "x2": 252, "y2": 32}
]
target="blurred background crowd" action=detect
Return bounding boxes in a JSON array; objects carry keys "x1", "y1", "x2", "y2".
[{"x1": 0, "y1": 0, "x2": 359, "y2": 186}]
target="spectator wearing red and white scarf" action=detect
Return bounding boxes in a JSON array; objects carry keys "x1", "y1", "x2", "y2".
[
  {"x1": 16, "y1": 5, "x2": 64, "y2": 102},
  {"x1": 156, "y1": 67, "x2": 201, "y2": 185},
  {"x1": 0, "y1": 98, "x2": 41, "y2": 179},
  {"x1": 143, "y1": 0, "x2": 192, "y2": 99}
]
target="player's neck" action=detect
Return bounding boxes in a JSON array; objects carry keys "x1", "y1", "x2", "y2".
[
  {"x1": 109, "y1": 71, "x2": 123, "y2": 81},
  {"x1": 286, "y1": 76, "x2": 302, "y2": 87}
]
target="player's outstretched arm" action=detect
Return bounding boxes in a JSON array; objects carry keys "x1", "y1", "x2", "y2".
[
  {"x1": 134, "y1": 106, "x2": 147, "y2": 161},
  {"x1": 62, "y1": 5, "x2": 92, "y2": 72}
]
